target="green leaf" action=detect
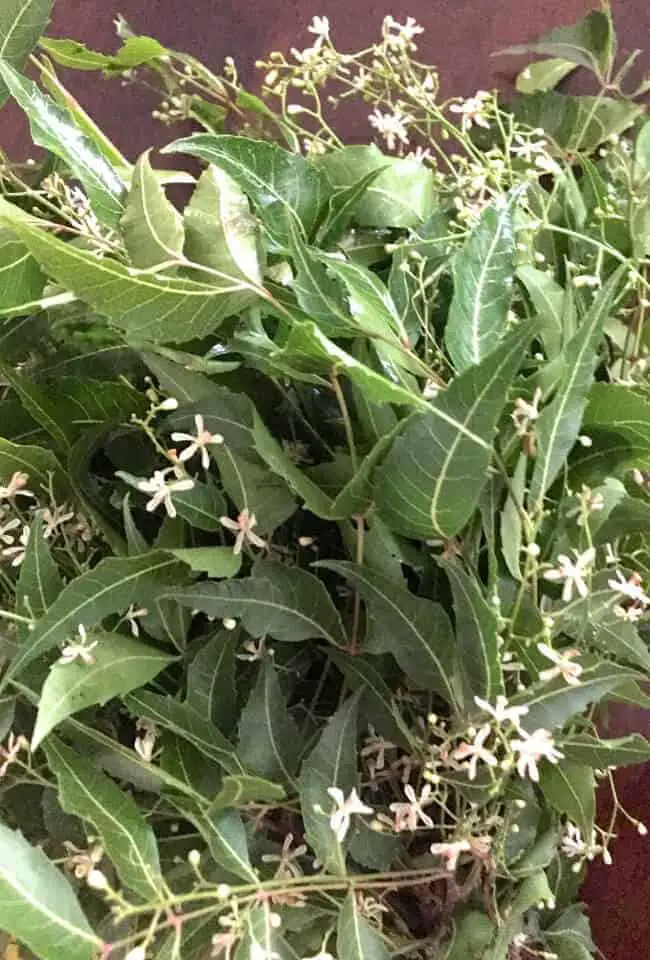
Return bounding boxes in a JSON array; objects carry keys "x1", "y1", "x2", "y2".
[
  {"x1": 446, "y1": 194, "x2": 516, "y2": 372},
  {"x1": 328, "y1": 650, "x2": 409, "y2": 750},
  {"x1": 267, "y1": 320, "x2": 425, "y2": 408},
  {"x1": 184, "y1": 164, "x2": 263, "y2": 283},
  {"x1": 581, "y1": 382, "x2": 650, "y2": 470},
  {"x1": 171, "y1": 798, "x2": 257, "y2": 882},
  {"x1": 0, "y1": 822, "x2": 100, "y2": 959},
  {"x1": 1, "y1": 551, "x2": 183, "y2": 691},
  {"x1": 40, "y1": 35, "x2": 167, "y2": 72},
  {"x1": 500, "y1": 453, "x2": 527, "y2": 581},
  {"x1": 16, "y1": 513, "x2": 63, "y2": 618},
  {"x1": 529, "y1": 268, "x2": 628, "y2": 507},
  {"x1": 124, "y1": 689, "x2": 242, "y2": 774},
  {"x1": 31, "y1": 630, "x2": 176, "y2": 749},
  {"x1": 337, "y1": 890, "x2": 391, "y2": 960},
  {"x1": 236, "y1": 904, "x2": 298, "y2": 960},
  {"x1": 186, "y1": 630, "x2": 238, "y2": 733},
  {"x1": 164, "y1": 134, "x2": 328, "y2": 248},
  {"x1": 45, "y1": 737, "x2": 164, "y2": 899},
  {"x1": 0, "y1": 0, "x2": 55, "y2": 106},
  {"x1": 443, "y1": 910, "x2": 495, "y2": 960},
  {"x1": 214, "y1": 445, "x2": 297, "y2": 534},
  {"x1": 0, "y1": 227, "x2": 46, "y2": 318},
  {"x1": 560, "y1": 733, "x2": 650, "y2": 768},
  {"x1": 321, "y1": 562, "x2": 460, "y2": 708},
  {"x1": 170, "y1": 547, "x2": 241, "y2": 579},
  {"x1": 498, "y1": 9, "x2": 615, "y2": 75},
  {"x1": 0, "y1": 358, "x2": 69, "y2": 452},
  {"x1": 492, "y1": 871, "x2": 554, "y2": 956},
  {"x1": 515, "y1": 58, "x2": 577, "y2": 94},
  {"x1": 172, "y1": 481, "x2": 228, "y2": 532},
  {"x1": 539, "y1": 761, "x2": 595, "y2": 836},
  {"x1": 511, "y1": 92, "x2": 642, "y2": 154},
  {"x1": 0, "y1": 437, "x2": 65, "y2": 495},
  {"x1": 514, "y1": 660, "x2": 640, "y2": 733},
  {"x1": 1, "y1": 216, "x2": 256, "y2": 345},
  {"x1": 299, "y1": 694, "x2": 360, "y2": 875},
  {"x1": 236, "y1": 658, "x2": 303, "y2": 788},
  {"x1": 120, "y1": 150, "x2": 185, "y2": 269},
  {"x1": 374, "y1": 322, "x2": 534, "y2": 537},
  {"x1": 315, "y1": 145, "x2": 436, "y2": 227},
  {"x1": 172, "y1": 560, "x2": 347, "y2": 647},
  {"x1": 517, "y1": 265, "x2": 565, "y2": 359},
  {"x1": 318, "y1": 167, "x2": 386, "y2": 247},
  {"x1": 0, "y1": 61, "x2": 126, "y2": 227},
  {"x1": 209, "y1": 774, "x2": 285, "y2": 810},
  {"x1": 440, "y1": 558, "x2": 503, "y2": 705}
]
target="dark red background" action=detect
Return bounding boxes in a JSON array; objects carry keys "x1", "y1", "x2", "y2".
[{"x1": 4, "y1": 2, "x2": 650, "y2": 955}]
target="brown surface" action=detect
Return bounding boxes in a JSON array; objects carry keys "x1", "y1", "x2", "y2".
[{"x1": 3, "y1": 1, "x2": 650, "y2": 957}]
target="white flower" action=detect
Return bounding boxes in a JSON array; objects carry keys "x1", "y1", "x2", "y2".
[
  {"x1": 86, "y1": 868, "x2": 109, "y2": 890},
  {"x1": 58, "y1": 624, "x2": 98, "y2": 666},
  {"x1": 382, "y1": 15, "x2": 424, "y2": 50},
  {"x1": 1, "y1": 524, "x2": 30, "y2": 566},
  {"x1": 474, "y1": 695, "x2": 528, "y2": 729},
  {"x1": 452, "y1": 725, "x2": 498, "y2": 781},
  {"x1": 572, "y1": 274, "x2": 601, "y2": 289},
  {"x1": 510, "y1": 133, "x2": 548, "y2": 161},
  {"x1": 136, "y1": 469, "x2": 195, "y2": 519},
  {"x1": 368, "y1": 107, "x2": 411, "y2": 151},
  {"x1": 608, "y1": 570, "x2": 650, "y2": 608},
  {"x1": 0, "y1": 732, "x2": 29, "y2": 777},
  {"x1": 134, "y1": 719, "x2": 158, "y2": 762},
  {"x1": 537, "y1": 643, "x2": 583, "y2": 686},
  {"x1": 124, "y1": 604, "x2": 148, "y2": 638},
  {"x1": 220, "y1": 508, "x2": 266, "y2": 554},
  {"x1": 511, "y1": 728, "x2": 564, "y2": 782},
  {"x1": 449, "y1": 91, "x2": 491, "y2": 131},
  {"x1": 0, "y1": 517, "x2": 21, "y2": 545},
  {"x1": 0, "y1": 471, "x2": 34, "y2": 501},
  {"x1": 250, "y1": 945, "x2": 280, "y2": 960},
  {"x1": 307, "y1": 15, "x2": 330, "y2": 38},
  {"x1": 62, "y1": 841, "x2": 104, "y2": 880},
  {"x1": 389, "y1": 783, "x2": 434, "y2": 832},
  {"x1": 429, "y1": 839, "x2": 472, "y2": 871},
  {"x1": 42, "y1": 503, "x2": 75, "y2": 539},
  {"x1": 326, "y1": 787, "x2": 373, "y2": 843},
  {"x1": 511, "y1": 387, "x2": 542, "y2": 435},
  {"x1": 171, "y1": 414, "x2": 224, "y2": 470},
  {"x1": 543, "y1": 547, "x2": 596, "y2": 602},
  {"x1": 124, "y1": 947, "x2": 147, "y2": 960}
]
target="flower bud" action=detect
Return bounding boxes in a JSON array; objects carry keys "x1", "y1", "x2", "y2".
[
  {"x1": 159, "y1": 397, "x2": 179, "y2": 411},
  {"x1": 87, "y1": 868, "x2": 108, "y2": 890},
  {"x1": 188, "y1": 849, "x2": 201, "y2": 867},
  {"x1": 125, "y1": 948, "x2": 146, "y2": 960},
  {"x1": 222, "y1": 617, "x2": 237, "y2": 631}
]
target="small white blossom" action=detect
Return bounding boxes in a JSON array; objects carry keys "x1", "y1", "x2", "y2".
[
  {"x1": 537, "y1": 643, "x2": 583, "y2": 686},
  {"x1": 382, "y1": 15, "x2": 424, "y2": 50},
  {"x1": 429, "y1": 839, "x2": 472, "y2": 871},
  {"x1": 1, "y1": 524, "x2": 30, "y2": 566},
  {"x1": 389, "y1": 783, "x2": 434, "y2": 832},
  {"x1": 58, "y1": 625, "x2": 98, "y2": 666},
  {"x1": 42, "y1": 504, "x2": 75, "y2": 539},
  {"x1": 608, "y1": 570, "x2": 650, "y2": 608},
  {"x1": 474, "y1": 695, "x2": 528, "y2": 729},
  {"x1": 368, "y1": 107, "x2": 411, "y2": 151},
  {"x1": 511, "y1": 387, "x2": 542, "y2": 435},
  {"x1": 449, "y1": 91, "x2": 491, "y2": 131},
  {"x1": 510, "y1": 133, "x2": 548, "y2": 161},
  {"x1": 511, "y1": 728, "x2": 564, "y2": 782},
  {"x1": 0, "y1": 517, "x2": 21, "y2": 545},
  {"x1": 452, "y1": 725, "x2": 498, "y2": 781},
  {"x1": 544, "y1": 547, "x2": 596, "y2": 602},
  {"x1": 572, "y1": 274, "x2": 601, "y2": 289},
  {"x1": 134, "y1": 719, "x2": 159, "y2": 762},
  {"x1": 171, "y1": 414, "x2": 224, "y2": 470},
  {"x1": 62, "y1": 841, "x2": 104, "y2": 880},
  {"x1": 0, "y1": 471, "x2": 34, "y2": 501},
  {"x1": 124, "y1": 604, "x2": 148, "y2": 638},
  {"x1": 124, "y1": 947, "x2": 147, "y2": 960},
  {"x1": 307, "y1": 15, "x2": 330, "y2": 38},
  {"x1": 220, "y1": 508, "x2": 266, "y2": 554},
  {"x1": 136, "y1": 469, "x2": 195, "y2": 519},
  {"x1": 326, "y1": 787, "x2": 373, "y2": 843},
  {"x1": 0, "y1": 732, "x2": 29, "y2": 777},
  {"x1": 86, "y1": 868, "x2": 109, "y2": 890}
]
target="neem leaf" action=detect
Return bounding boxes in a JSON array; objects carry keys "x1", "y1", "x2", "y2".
[
  {"x1": 0, "y1": 61, "x2": 126, "y2": 227},
  {"x1": 497, "y1": 9, "x2": 615, "y2": 75},
  {"x1": 120, "y1": 150, "x2": 185, "y2": 269},
  {"x1": 0, "y1": 227, "x2": 46, "y2": 318},
  {"x1": 45, "y1": 737, "x2": 164, "y2": 899},
  {"x1": 170, "y1": 798, "x2": 257, "y2": 882},
  {"x1": 299, "y1": 694, "x2": 360, "y2": 875},
  {"x1": 560, "y1": 733, "x2": 650, "y2": 768},
  {"x1": 337, "y1": 890, "x2": 391, "y2": 960},
  {"x1": 529, "y1": 268, "x2": 629, "y2": 507},
  {"x1": 125, "y1": 689, "x2": 242, "y2": 774},
  {"x1": 374, "y1": 321, "x2": 534, "y2": 538},
  {"x1": 440, "y1": 558, "x2": 503, "y2": 706},
  {"x1": 32, "y1": 631, "x2": 176, "y2": 749},
  {"x1": 186, "y1": 630, "x2": 238, "y2": 733},
  {"x1": 0, "y1": 216, "x2": 256, "y2": 345},
  {"x1": 16, "y1": 513, "x2": 63, "y2": 618},
  {"x1": 511, "y1": 92, "x2": 642, "y2": 154},
  {"x1": 172, "y1": 560, "x2": 347, "y2": 647},
  {"x1": 236, "y1": 658, "x2": 303, "y2": 788},
  {"x1": 164, "y1": 133, "x2": 328, "y2": 248},
  {"x1": 0, "y1": 0, "x2": 55, "y2": 106},
  {"x1": 539, "y1": 761, "x2": 595, "y2": 837},
  {"x1": 1, "y1": 551, "x2": 183, "y2": 692},
  {"x1": 0, "y1": 822, "x2": 100, "y2": 960},
  {"x1": 515, "y1": 58, "x2": 577, "y2": 94},
  {"x1": 321, "y1": 562, "x2": 460, "y2": 709},
  {"x1": 445, "y1": 194, "x2": 516, "y2": 372}
]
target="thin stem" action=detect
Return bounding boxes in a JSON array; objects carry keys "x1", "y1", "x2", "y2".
[{"x1": 330, "y1": 369, "x2": 358, "y2": 472}]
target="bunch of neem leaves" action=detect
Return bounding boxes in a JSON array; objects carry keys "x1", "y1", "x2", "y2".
[{"x1": 1, "y1": 2, "x2": 650, "y2": 958}]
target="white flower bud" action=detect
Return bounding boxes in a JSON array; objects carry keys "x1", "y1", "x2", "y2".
[
  {"x1": 577, "y1": 435, "x2": 592, "y2": 447},
  {"x1": 638, "y1": 822, "x2": 648, "y2": 836},
  {"x1": 188, "y1": 849, "x2": 201, "y2": 867},
  {"x1": 125, "y1": 948, "x2": 146, "y2": 960},
  {"x1": 269, "y1": 912, "x2": 282, "y2": 929},
  {"x1": 216, "y1": 883, "x2": 231, "y2": 899},
  {"x1": 222, "y1": 617, "x2": 237, "y2": 631},
  {"x1": 87, "y1": 868, "x2": 109, "y2": 890},
  {"x1": 158, "y1": 397, "x2": 179, "y2": 411}
]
